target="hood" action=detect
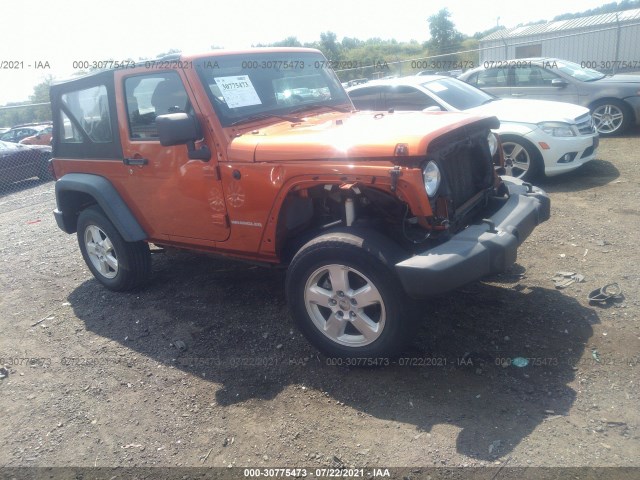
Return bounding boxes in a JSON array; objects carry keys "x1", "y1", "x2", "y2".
[
  {"x1": 596, "y1": 74, "x2": 640, "y2": 84},
  {"x1": 227, "y1": 111, "x2": 497, "y2": 162},
  {"x1": 467, "y1": 99, "x2": 590, "y2": 124}
]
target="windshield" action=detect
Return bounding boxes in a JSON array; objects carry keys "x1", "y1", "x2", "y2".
[
  {"x1": 420, "y1": 78, "x2": 495, "y2": 110},
  {"x1": 195, "y1": 52, "x2": 352, "y2": 127},
  {"x1": 553, "y1": 59, "x2": 606, "y2": 81}
]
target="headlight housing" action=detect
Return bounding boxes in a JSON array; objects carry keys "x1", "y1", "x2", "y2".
[
  {"x1": 538, "y1": 122, "x2": 576, "y2": 137},
  {"x1": 487, "y1": 132, "x2": 499, "y2": 156},
  {"x1": 423, "y1": 160, "x2": 441, "y2": 198}
]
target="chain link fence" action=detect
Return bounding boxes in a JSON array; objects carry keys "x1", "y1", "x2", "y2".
[{"x1": 0, "y1": 138, "x2": 53, "y2": 214}]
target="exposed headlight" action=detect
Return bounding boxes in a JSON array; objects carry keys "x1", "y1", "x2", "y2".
[
  {"x1": 423, "y1": 161, "x2": 441, "y2": 198},
  {"x1": 538, "y1": 122, "x2": 576, "y2": 137},
  {"x1": 487, "y1": 132, "x2": 498, "y2": 156}
]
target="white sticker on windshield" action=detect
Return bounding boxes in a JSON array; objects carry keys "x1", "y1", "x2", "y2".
[
  {"x1": 214, "y1": 75, "x2": 262, "y2": 108},
  {"x1": 427, "y1": 81, "x2": 447, "y2": 93}
]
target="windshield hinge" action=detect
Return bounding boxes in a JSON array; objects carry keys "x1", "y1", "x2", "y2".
[{"x1": 389, "y1": 166, "x2": 402, "y2": 192}]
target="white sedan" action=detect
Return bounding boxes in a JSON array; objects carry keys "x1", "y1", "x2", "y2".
[{"x1": 347, "y1": 76, "x2": 599, "y2": 180}]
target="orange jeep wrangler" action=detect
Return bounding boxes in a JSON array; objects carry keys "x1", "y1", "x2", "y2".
[{"x1": 50, "y1": 48, "x2": 550, "y2": 359}]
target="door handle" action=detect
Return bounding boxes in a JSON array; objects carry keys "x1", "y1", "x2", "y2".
[
  {"x1": 123, "y1": 157, "x2": 148, "y2": 166},
  {"x1": 511, "y1": 93, "x2": 525, "y2": 97}
]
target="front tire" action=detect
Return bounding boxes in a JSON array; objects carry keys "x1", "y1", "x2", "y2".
[
  {"x1": 500, "y1": 135, "x2": 543, "y2": 181},
  {"x1": 77, "y1": 206, "x2": 151, "y2": 291},
  {"x1": 286, "y1": 231, "x2": 413, "y2": 359}
]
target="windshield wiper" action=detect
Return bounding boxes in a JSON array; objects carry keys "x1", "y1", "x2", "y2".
[
  {"x1": 289, "y1": 103, "x2": 352, "y2": 115},
  {"x1": 229, "y1": 113, "x2": 303, "y2": 127}
]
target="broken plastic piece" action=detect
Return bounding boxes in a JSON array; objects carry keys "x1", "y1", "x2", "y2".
[
  {"x1": 588, "y1": 283, "x2": 622, "y2": 304},
  {"x1": 552, "y1": 271, "x2": 585, "y2": 289}
]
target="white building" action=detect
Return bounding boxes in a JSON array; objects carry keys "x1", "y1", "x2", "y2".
[{"x1": 479, "y1": 8, "x2": 640, "y2": 71}]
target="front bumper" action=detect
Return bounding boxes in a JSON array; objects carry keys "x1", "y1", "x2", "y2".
[
  {"x1": 533, "y1": 132, "x2": 599, "y2": 177},
  {"x1": 395, "y1": 177, "x2": 550, "y2": 298}
]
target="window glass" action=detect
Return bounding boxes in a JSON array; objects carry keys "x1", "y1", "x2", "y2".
[
  {"x1": 513, "y1": 66, "x2": 559, "y2": 86},
  {"x1": 385, "y1": 86, "x2": 440, "y2": 111},
  {"x1": 476, "y1": 68, "x2": 509, "y2": 87},
  {"x1": 61, "y1": 85, "x2": 112, "y2": 142},
  {"x1": 420, "y1": 78, "x2": 494, "y2": 110},
  {"x1": 349, "y1": 87, "x2": 384, "y2": 110},
  {"x1": 59, "y1": 110, "x2": 83, "y2": 143},
  {"x1": 195, "y1": 52, "x2": 351, "y2": 127},
  {"x1": 464, "y1": 72, "x2": 479, "y2": 85},
  {"x1": 125, "y1": 72, "x2": 190, "y2": 139}
]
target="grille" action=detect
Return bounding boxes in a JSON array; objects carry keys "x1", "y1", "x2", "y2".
[
  {"x1": 575, "y1": 114, "x2": 594, "y2": 136},
  {"x1": 437, "y1": 143, "x2": 492, "y2": 211}
]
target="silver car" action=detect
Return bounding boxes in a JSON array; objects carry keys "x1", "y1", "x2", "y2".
[{"x1": 459, "y1": 58, "x2": 640, "y2": 136}]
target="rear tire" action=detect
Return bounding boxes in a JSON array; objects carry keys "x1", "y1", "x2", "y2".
[
  {"x1": 591, "y1": 99, "x2": 632, "y2": 136},
  {"x1": 77, "y1": 206, "x2": 151, "y2": 291},
  {"x1": 286, "y1": 231, "x2": 413, "y2": 360}
]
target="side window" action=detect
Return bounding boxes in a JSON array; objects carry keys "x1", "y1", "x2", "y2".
[
  {"x1": 349, "y1": 87, "x2": 384, "y2": 110},
  {"x1": 61, "y1": 85, "x2": 112, "y2": 143},
  {"x1": 514, "y1": 66, "x2": 559, "y2": 87},
  {"x1": 476, "y1": 68, "x2": 509, "y2": 87},
  {"x1": 464, "y1": 72, "x2": 479, "y2": 85},
  {"x1": 59, "y1": 110, "x2": 83, "y2": 143},
  {"x1": 385, "y1": 86, "x2": 440, "y2": 111},
  {"x1": 124, "y1": 72, "x2": 190, "y2": 140}
]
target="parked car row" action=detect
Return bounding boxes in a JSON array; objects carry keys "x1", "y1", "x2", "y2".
[
  {"x1": 347, "y1": 75, "x2": 598, "y2": 181},
  {"x1": 0, "y1": 140, "x2": 52, "y2": 185},
  {"x1": 459, "y1": 58, "x2": 640, "y2": 136},
  {"x1": 0, "y1": 123, "x2": 53, "y2": 145}
]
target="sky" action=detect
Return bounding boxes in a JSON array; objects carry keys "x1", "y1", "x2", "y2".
[{"x1": 0, "y1": 0, "x2": 616, "y2": 106}]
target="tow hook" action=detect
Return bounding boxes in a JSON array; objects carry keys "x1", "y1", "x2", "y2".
[
  {"x1": 522, "y1": 182, "x2": 534, "y2": 193},
  {"x1": 482, "y1": 218, "x2": 498, "y2": 233}
]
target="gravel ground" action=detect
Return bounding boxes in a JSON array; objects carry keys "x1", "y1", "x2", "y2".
[{"x1": 0, "y1": 134, "x2": 639, "y2": 478}]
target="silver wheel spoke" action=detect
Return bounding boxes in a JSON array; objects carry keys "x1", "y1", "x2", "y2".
[
  {"x1": 307, "y1": 285, "x2": 333, "y2": 306},
  {"x1": 104, "y1": 254, "x2": 118, "y2": 271},
  {"x1": 86, "y1": 243, "x2": 98, "y2": 256},
  {"x1": 88, "y1": 226, "x2": 102, "y2": 244},
  {"x1": 102, "y1": 237, "x2": 114, "y2": 253},
  {"x1": 324, "y1": 315, "x2": 347, "y2": 339},
  {"x1": 351, "y1": 311, "x2": 379, "y2": 341},
  {"x1": 98, "y1": 258, "x2": 111, "y2": 275},
  {"x1": 351, "y1": 284, "x2": 380, "y2": 308},
  {"x1": 509, "y1": 144, "x2": 524, "y2": 159},
  {"x1": 327, "y1": 265, "x2": 349, "y2": 293}
]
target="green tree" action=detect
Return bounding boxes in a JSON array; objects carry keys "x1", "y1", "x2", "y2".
[
  {"x1": 427, "y1": 8, "x2": 463, "y2": 55},
  {"x1": 319, "y1": 31, "x2": 341, "y2": 60},
  {"x1": 272, "y1": 36, "x2": 303, "y2": 47}
]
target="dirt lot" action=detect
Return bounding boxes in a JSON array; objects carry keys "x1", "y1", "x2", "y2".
[{"x1": 0, "y1": 134, "x2": 639, "y2": 477}]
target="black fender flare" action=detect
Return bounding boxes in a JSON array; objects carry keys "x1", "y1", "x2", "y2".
[{"x1": 54, "y1": 173, "x2": 147, "y2": 242}]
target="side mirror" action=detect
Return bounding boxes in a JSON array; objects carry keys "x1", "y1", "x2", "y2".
[
  {"x1": 423, "y1": 106, "x2": 442, "y2": 112},
  {"x1": 156, "y1": 113, "x2": 210, "y2": 161},
  {"x1": 551, "y1": 78, "x2": 568, "y2": 88}
]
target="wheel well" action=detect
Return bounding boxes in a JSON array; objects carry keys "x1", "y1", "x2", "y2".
[
  {"x1": 54, "y1": 173, "x2": 147, "y2": 241},
  {"x1": 275, "y1": 184, "x2": 414, "y2": 265},
  {"x1": 57, "y1": 190, "x2": 98, "y2": 234}
]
